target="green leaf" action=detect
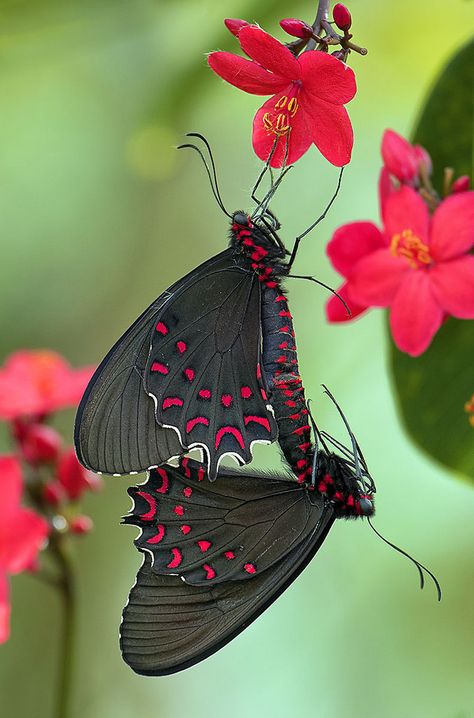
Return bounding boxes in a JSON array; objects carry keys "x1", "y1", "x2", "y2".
[{"x1": 389, "y1": 38, "x2": 474, "y2": 482}]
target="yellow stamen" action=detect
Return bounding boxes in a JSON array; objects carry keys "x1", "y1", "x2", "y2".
[{"x1": 390, "y1": 229, "x2": 431, "y2": 269}]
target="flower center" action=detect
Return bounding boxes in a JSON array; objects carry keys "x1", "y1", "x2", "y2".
[
  {"x1": 390, "y1": 229, "x2": 431, "y2": 269},
  {"x1": 262, "y1": 92, "x2": 300, "y2": 137}
]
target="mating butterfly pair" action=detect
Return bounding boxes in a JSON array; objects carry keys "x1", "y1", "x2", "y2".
[{"x1": 75, "y1": 137, "x2": 437, "y2": 676}]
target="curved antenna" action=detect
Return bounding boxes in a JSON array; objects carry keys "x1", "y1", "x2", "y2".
[
  {"x1": 288, "y1": 275, "x2": 351, "y2": 318},
  {"x1": 177, "y1": 136, "x2": 231, "y2": 218},
  {"x1": 368, "y1": 518, "x2": 442, "y2": 602},
  {"x1": 306, "y1": 399, "x2": 319, "y2": 487},
  {"x1": 321, "y1": 384, "x2": 369, "y2": 473},
  {"x1": 287, "y1": 167, "x2": 344, "y2": 270},
  {"x1": 185, "y1": 133, "x2": 230, "y2": 216}
]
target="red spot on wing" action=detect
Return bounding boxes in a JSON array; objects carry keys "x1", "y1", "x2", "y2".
[
  {"x1": 261, "y1": 389, "x2": 268, "y2": 400},
  {"x1": 224, "y1": 551, "x2": 235, "y2": 560},
  {"x1": 221, "y1": 394, "x2": 233, "y2": 408},
  {"x1": 256, "y1": 364, "x2": 262, "y2": 379},
  {"x1": 279, "y1": 341, "x2": 289, "y2": 349},
  {"x1": 244, "y1": 416, "x2": 271, "y2": 432},
  {"x1": 181, "y1": 457, "x2": 191, "y2": 478},
  {"x1": 176, "y1": 341, "x2": 187, "y2": 354},
  {"x1": 151, "y1": 362, "x2": 169, "y2": 375},
  {"x1": 199, "y1": 389, "x2": 211, "y2": 399},
  {"x1": 167, "y1": 547, "x2": 183, "y2": 569},
  {"x1": 279, "y1": 325, "x2": 290, "y2": 333},
  {"x1": 155, "y1": 467, "x2": 169, "y2": 494},
  {"x1": 180, "y1": 524, "x2": 191, "y2": 535},
  {"x1": 279, "y1": 310, "x2": 292, "y2": 318},
  {"x1": 174, "y1": 505, "x2": 184, "y2": 516},
  {"x1": 183, "y1": 487, "x2": 193, "y2": 498},
  {"x1": 244, "y1": 563, "x2": 256, "y2": 574},
  {"x1": 286, "y1": 400, "x2": 297, "y2": 408},
  {"x1": 162, "y1": 396, "x2": 184, "y2": 410},
  {"x1": 184, "y1": 368, "x2": 195, "y2": 382},
  {"x1": 197, "y1": 466, "x2": 205, "y2": 482},
  {"x1": 146, "y1": 524, "x2": 165, "y2": 544},
  {"x1": 156, "y1": 322, "x2": 168, "y2": 335},
  {"x1": 186, "y1": 416, "x2": 210, "y2": 433},
  {"x1": 197, "y1": 540, "x2": 212, "y2": 552},
  {"x1": 241, "y1": 386, "x2": 252, "y2": 399},
  {"x1": 136, "y1": 492, "x2": 157, "y2": 520},
  {"x1": 215, "y1": 426, "x2": 245, "y2": 450},
  {"x1": 203, "y1": 563, "x2": 216, "y2": 580},
  {"x1": 276, "y1": 295, "x2": 286, "y2": 302}
]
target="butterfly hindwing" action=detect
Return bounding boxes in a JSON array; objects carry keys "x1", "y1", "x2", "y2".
[
  {"x1": 125, "y1": 459, "x2": 322, "y2": 585},
  {"x1": 144, "y1": 262, "x2": 278, "y2": 479},
  {"x1": 120, "y1": 497, "x2": 334, "y2": 676}
]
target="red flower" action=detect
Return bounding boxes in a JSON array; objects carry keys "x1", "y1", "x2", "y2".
[
  {"x1": 381, "y1": 129, "x2": 432, "y2": 186},
  {"x1": 0, "y1": 350, "x2": 95, "y2": 420},
  {"x1": 326, "y1": 187, "x2": 474, "y2": 356},
  {"x1": 57, "y1": 448, "x2": 102, "y2": 501},
  {"x1": 0, "y1": 456, "x2": 49, "y2": 643},
  {"x1": 208, "y1": 25, "x2": 356, "y2": 167}
]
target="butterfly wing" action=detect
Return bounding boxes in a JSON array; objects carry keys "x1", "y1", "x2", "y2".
[
  {"x1": 120, "y1": 471, "x2": 333, "y2": 675},
  {"x1": 143, "y1": 261, "x2": 278, "y2": 480},
  {"x1": 125, "y1": 458, "x2": 324, "y2": 584}
]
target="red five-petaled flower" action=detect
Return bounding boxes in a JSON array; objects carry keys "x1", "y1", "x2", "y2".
[
  {"x1": 326, "y1": 187, "x2": 474, "y2": 356},
  {"x1": 209, "y1": 26, "x2": 356, "y2": 168},
  {"x1": 0, "y1": 456, "x2": 49, "y2": 643}
]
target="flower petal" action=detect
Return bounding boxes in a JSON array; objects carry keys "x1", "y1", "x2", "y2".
[
  {"x1": 301, "y1": 95, "x2": 353, "y2": 166},
  {"x1": 238, "y1": 26, "x2": 300, "y2": 80},
  {"x1": 0, "y1": 573, "x2": 10, "y2": 643},
  {"x1": 326, "y1": 221, "x2": 386, "y2": 277},
  {"x1": 0, "y1": 508, "x2": 49, "y2": 574},
  {"x1": 299, "y1": 51, "x2": 356, "y2": 104},
  {"x1": 348, "y1": 249, "x2": 409, "y2": 306},
  {"x1": 430, "y1": 191, "x2": 474, "y2": 261},
  {"x1": 381, "y1": 129, "x2": 418, "y2": 183},
  {"x1": 389, "y1": 271, "x2": 443, "y2": 356},
  {"x1": 430, "y1": 255, "x2": 474, "y2": 318},
  {"x1": 326, "y1": 282, "x2": 368, "y2": 322},
  {"x1": 0, "y1": 456, "x2": 23, "y2": 519},
  {"x1": 378, "y1": 167, "x2": 397, "y2": 225},
  {"x1": 383, "y1": 186, "x2": 430, "y2": 243},
  {"x1": 252, "y1": 93, "x2": 312, "y2": 168},
  {"x1": 208, "y1": 52, "x2": 289, "y2": 95}
]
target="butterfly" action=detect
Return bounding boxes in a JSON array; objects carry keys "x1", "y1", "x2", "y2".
[{"x1": 74, "y1": 134, "x2": 345, "y2": 481}]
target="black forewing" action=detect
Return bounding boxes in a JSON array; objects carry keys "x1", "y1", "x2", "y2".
[
  {"x1": 143, "y1": 264, "x2": 278, "y2": 480},
  {"x1": 74, "y1": 250, "x2": 240, "y2": 475},
  {"x1": 124, "y1": 459, "x2": 320, "y2": 585},
  {"x1": 120, "y1": 499, "x2": 334, "y2": 676}
]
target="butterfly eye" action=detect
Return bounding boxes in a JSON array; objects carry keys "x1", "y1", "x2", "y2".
[
  {"x1": 233, "y1": 211, "x2": 248, "y2": 226},
  {"x1": 359, "y1": 497, "x2": 374, "y2": 516}
]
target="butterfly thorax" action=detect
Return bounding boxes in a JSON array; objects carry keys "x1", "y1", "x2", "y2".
[
  {"x1": 314, "y1": 452, "x2": 375, "y2": 518},
  {"x1": 230, "y1": 212, "x2": 287, "y2": 288}
]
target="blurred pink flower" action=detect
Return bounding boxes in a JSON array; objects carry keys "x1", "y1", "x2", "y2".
[
  {"x1": 0, "y1": 351, "x2": 95, "y2": 420},
  {"x1": 57, "y1": 448, "x2": 102, "y2": 501},
  {"x1": 0, "y1": 456, "x2": 49, "y2": 643}
]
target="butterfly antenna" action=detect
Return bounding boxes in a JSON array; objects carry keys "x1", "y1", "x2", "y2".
[
  {"x1": 289, "y1": 275, "x2": 351, "y2": 317},
  {"x1": 253, "y1": 134, "x2": 293, "y2": 221},
  {"x1": 251, "y1": 136, "x2": 279, "y2": 206},
  {"x1": 368, "y1": 518, "x2": 442, "y2": 601},
  {"x1": 321, "y1": 385, "x2": 369, "y2": 473},
  {"x1": 185, "y1": 133, "x2": 230, "y2": 216},
  {"x1": 287, "y1": 167, "x2": 344, "y2": 270},
  {"x1": 177, "y1": 138, "x2": 231, "y2": 218},
  {"x1": 306, "y1": 399, "x2": 320, "y2": 486}
]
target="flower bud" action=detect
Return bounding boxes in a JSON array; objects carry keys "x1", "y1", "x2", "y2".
[
  {"x1": 43, "y1": 481, "x2": 66, "y2": 506},
  {"x1": 333, "y1": 4, "x2": 352, "y2": 31},
  {"x1": 58, "y1": 448, "x2": 103, "y2": 500},
  {"x1": 224, "y1": 18, "x2": 251, "y2": 37},
  {"x1": 70, "y1": 515, "x2": 93, "y2": 535},
  {"x1": 279, "y1": 18, "x2": 314, "y2": 39},
  {"x1": 21, "y1": 424, "x2": 62, "y2": 464},
  {"x1": 413, "y1": 144, "x2": 432, "y2": 176},
  {"x1": 452, "y1": 175, "x2": 470, "y2": 193},
  {"x1": 381, "y1": 129, "x2": 418, "y2": 184}
]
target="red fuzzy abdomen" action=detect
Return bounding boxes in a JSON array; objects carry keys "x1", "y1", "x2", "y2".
[{"x1": 261, "y1": 285, "x2": 313, "y2": 482}]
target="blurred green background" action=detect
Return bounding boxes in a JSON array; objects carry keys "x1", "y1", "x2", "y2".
[{"x1": 0, "y1": 1, "x2": 473, "y2": 717}]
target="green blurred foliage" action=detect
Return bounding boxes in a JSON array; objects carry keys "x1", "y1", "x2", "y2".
[
  {"x1": 389, "y1": 38, "x2": 474, "y2": 482},
  {"x1": 0, "y1": 2, "x2": 473, "y2": 718}
]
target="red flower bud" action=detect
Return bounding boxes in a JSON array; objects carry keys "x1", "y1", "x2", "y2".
[
  {"x1": 43, "y1": 481, "x2": 66, "y2": 506},
  {"x1": 70, "y1": 515, "x2": 93, "y2": 535},
  {"x1": 224, "y1": 18, "x2": 251, "y2": 37},
  {"x1": 381, "y1": 129, "x2": 418, "y2": 183},
  {"x1": 21, "y1": 424, "x2": 62, "y2": 464},
  {"x1": 58, "y1": 448, "x2": 103, "y2": 500},
  {"x1": 452, "y1": 175, "x2": 470, "y2": 193},
  {"x1": 413, "y1": 144, "x2": 432, "y2": 176},
  {"x1": 333, "y1": 4, "x2": 352, "y2": 31},
  {"x1": 279, "y1": 18, "x2": 314, "y2": 39}
]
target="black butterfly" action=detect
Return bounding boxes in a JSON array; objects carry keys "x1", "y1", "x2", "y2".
[{"x1": 74, "y1": 135, "x2": 344, "y2": 481}]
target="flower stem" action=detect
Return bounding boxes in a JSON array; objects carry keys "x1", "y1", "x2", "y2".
[{"x1": 51, "y1": 532, "x2": 76, "y2": 718}]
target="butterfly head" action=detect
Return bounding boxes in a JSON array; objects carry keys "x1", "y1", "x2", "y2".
[{"x1": 314, "y1": 451, "x2": 375, "y2": 519}]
